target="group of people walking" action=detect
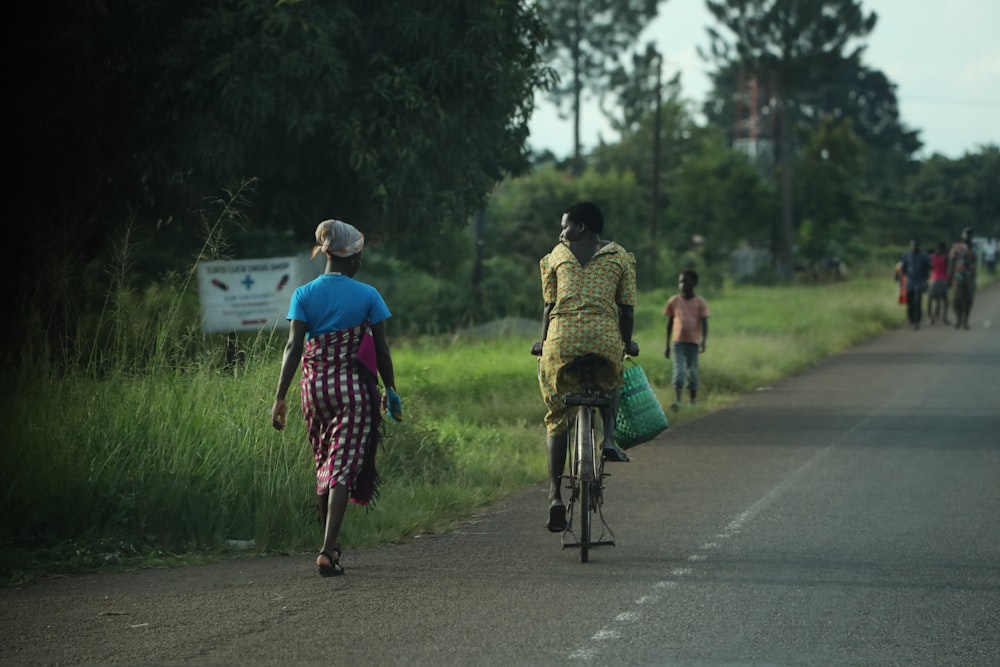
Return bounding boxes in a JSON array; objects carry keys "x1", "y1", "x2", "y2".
[{"x1": 897, "y1": 227, "x2": 979, "y2": 330}]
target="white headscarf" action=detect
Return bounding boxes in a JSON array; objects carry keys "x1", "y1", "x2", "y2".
[{"x1": 312, "y1": 219, "x2": 364, "y2": 259}]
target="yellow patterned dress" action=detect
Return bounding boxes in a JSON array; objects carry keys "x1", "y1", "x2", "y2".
[{"x1": 537, "y1": 241, "x2": 637, "y2": 435}]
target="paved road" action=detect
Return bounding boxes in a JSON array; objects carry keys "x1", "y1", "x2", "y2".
[{"x1": 2, "y1": 288, "x2": 998, "y2": 666}]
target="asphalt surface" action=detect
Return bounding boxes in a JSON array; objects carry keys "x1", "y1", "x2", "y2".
[{"x1": 2, "y1": 286, "x2": 998, "y2": 666}]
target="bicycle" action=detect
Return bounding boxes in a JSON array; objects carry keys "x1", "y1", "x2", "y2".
[
  {"x1": 559, "y1": 353, "x2": 619, "y2": 562},
  {"x1": 532, "y1": 339, "x2": 639, "y2": 562}
]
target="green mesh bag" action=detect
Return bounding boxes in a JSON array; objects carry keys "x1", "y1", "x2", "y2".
[{"x1": 614, "y1": 360, "x2": 668, "y2": 449}]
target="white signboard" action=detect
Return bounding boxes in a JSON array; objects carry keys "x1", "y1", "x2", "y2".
[{"x1": 197, "y1": 254, "x2": 320, "y2": 333}]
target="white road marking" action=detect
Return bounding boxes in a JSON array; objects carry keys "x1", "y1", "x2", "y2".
[{"x1": 565, "y1": 428, "x2": 866, "y2": 661}]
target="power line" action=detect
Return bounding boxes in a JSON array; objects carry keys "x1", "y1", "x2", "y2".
[{"x1": 900, "y1": 96, "x2": 1000, "y2": 108}]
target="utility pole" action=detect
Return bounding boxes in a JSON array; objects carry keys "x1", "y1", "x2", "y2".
[
  {"x1": 571, "y1": 0, "x2": 584, "y2": 175},
  {"x1": 650, "y1": 50, "x2": 663, "y2": 288},
  {"x1": 471, "y1": 209, "x2": 485, "y2": 306}
]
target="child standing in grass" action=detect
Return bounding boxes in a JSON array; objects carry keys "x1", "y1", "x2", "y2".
[{"x1": 664, "y1": 269, "x2": 710, "y2": 409}]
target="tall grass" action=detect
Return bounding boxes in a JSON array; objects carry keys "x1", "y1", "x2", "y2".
[{"x1": 4, "y1": 257, "x2": 982, "y2": 583}]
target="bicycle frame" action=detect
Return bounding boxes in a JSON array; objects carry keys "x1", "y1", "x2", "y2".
[{"x1": 562, "y1": 391, "x2": 616, "y2": 563}]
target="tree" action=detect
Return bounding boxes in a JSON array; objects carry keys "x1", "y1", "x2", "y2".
[
  {"x1": 901, "y1": 145, "x2": 1000, "y2": 245},
  {"x1": 704, "y1": 58, "x2": 920, "y2": 155},
  {"x1": 162, "y1": 0, "x2": 555, "y2": 245},
  {"x1": 485, "y1": 165, "x2": 647, "y2": 282},
  {"x1": 591, "y1": 95, "x2": 709, "y2": 287},
  {"x1": 7, "y1": 0, "x2": 554, "y2": 370},
  {"x1": 703, "y1": 0, "x2": 877, "y2": 273},
  {"x1": 794, "y1": 116, "x2": 864, "y2": 267},
  {"x1": 597, "y1": 42, "x2": 683, "y2": 285},
  {"x1": 601, "y1": 43, "x2": 681, "y2": 138},
  {"x1": 668, "y1": 134, "x2": 775, "y2": 272},
  {"x1": 535, "y1": 0, "x2": 661, "y2": 173}
]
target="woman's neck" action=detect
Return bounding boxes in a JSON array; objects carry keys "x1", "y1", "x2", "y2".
[
  {"x1": 325, "y1": 260, "x2": 355, "y2": 277},
  {"x1": 569, "y1": 236, "x2": 603, "y2": 265}
]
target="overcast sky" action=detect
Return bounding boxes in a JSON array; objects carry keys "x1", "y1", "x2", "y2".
[{"x1": 527, "y1": 0, "x2": 1000, "y2": 160}]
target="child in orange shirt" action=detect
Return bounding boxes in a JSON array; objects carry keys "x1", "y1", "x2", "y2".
[{"x1": 664, "y1": 269, "x2": 710, "y2": 408}]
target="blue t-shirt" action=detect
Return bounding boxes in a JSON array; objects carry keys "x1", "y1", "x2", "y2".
[
  {"x1": 287, "y1": 273, "x2": 391, "y2": 338},
  {"x1": 900, "y1": 250, "x2": 931, "y2": 289}
]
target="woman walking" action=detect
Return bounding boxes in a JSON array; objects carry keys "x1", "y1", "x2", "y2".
[{"x1": 271, "y1": 219, "x2": 401, "y2": 576}]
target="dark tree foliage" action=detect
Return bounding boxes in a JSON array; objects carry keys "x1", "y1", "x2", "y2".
[
  {"x1": 7, "y1": 0, "x2": 553, "y2": 369},
  {"x1": 704, "y1": 60, "x2": 919, "y2": 154},
  {"x1": 812, "y1": 62, "x2": 922, "y2": 201},
  {"x1": 704, "y1": 0, "x2": 877, "y2": 95},
  {"x1": 536, "y1": 0, "x2": 661, "y2": 171},
  {"x1": 704, "y1": 58, "x2": 921, "y2": 201},
  {"x1": 793, "y1": 116, "x2": 864, "y2": 266},
  {"x1": 901, "y1": 145, "x2": 1000, "y2": 244},
  {"x1": 702, "y1": 0, "x2": 878, "y2": 271},
  {"x1": 590, "y1": 97, "x2": 710, "y2": 283},
  {"x1": 164, "y1": 1, "x2": 554, "y2": 239}
]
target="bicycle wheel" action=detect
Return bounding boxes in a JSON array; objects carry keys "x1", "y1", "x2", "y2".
[{"x1": 577, "y1": 407, "x2": 593, "y2": 563}]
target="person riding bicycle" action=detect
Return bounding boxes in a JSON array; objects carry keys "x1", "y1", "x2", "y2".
[{"x1": 531, "y1": 201, "x2": 639, "y2": 533}]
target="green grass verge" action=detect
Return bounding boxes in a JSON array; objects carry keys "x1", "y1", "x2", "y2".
[{"x1": 2, "y1": 272, "x2": 988, "y2": 583}]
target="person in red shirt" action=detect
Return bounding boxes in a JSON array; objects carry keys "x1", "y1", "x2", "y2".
[
  {"x1": 927, "y1": 241, "x2": 951, "y2": 325},
  {"x1": 664, "y1": 270, "x2": 710, "y2": 409}
]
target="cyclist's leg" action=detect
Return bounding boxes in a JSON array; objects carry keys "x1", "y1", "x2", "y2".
[
  {"x1": 541, "y1": 365, "x2": 570, "y2": 530},
  {"x1": 600, "y1": 390, "x2": 628, "y2": 462},
  {"x1": 598, "y1": 389, "x2": 618, "y2": 449},
  {"x1": 546, "y1": 430, "x2": 568, "y2": 505},
  {"x1": 546, "y1": 428, "x2": 569, "y2": 532}
]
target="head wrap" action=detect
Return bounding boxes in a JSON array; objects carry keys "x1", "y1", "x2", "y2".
[{"x1": 312, "y1": 219, "x2": 364, "y2": 259}]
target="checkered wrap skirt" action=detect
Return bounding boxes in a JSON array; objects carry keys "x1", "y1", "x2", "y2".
[{"x1": 300, "y1": 324, "x2": 381, "y2": 506}]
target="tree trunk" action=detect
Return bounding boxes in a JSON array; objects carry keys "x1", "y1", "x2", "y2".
[
  {"x1": 650, "y1": 53, "x2": 663, "y2": 288},
  {"x1": 471, "y1": 209, "x2": 485, "y2": 306},
  {"x1": 777, "y1": 92, "x2": 796, "y2": 275}
]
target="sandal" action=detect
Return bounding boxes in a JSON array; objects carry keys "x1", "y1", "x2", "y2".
[
  {"x1": 317, "y1": 548, "x2": 344, "y2": 577},
  {"x1": 601, "y1": 444, "x2": 629, "y2": 463},
  {"x1": 546, "y1": 502, "x2": 567, "y2": 533}
]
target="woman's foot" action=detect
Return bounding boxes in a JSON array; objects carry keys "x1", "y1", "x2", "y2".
[
  {"x1": 546, "y1": 501, "x2": 567, "y2": 533},
  {"x1": 317, "y1": 547, "x2": 344, "y2": 577},
  {"x1": 601, "y1": 442, "x2": 629, "y2": 462}
]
